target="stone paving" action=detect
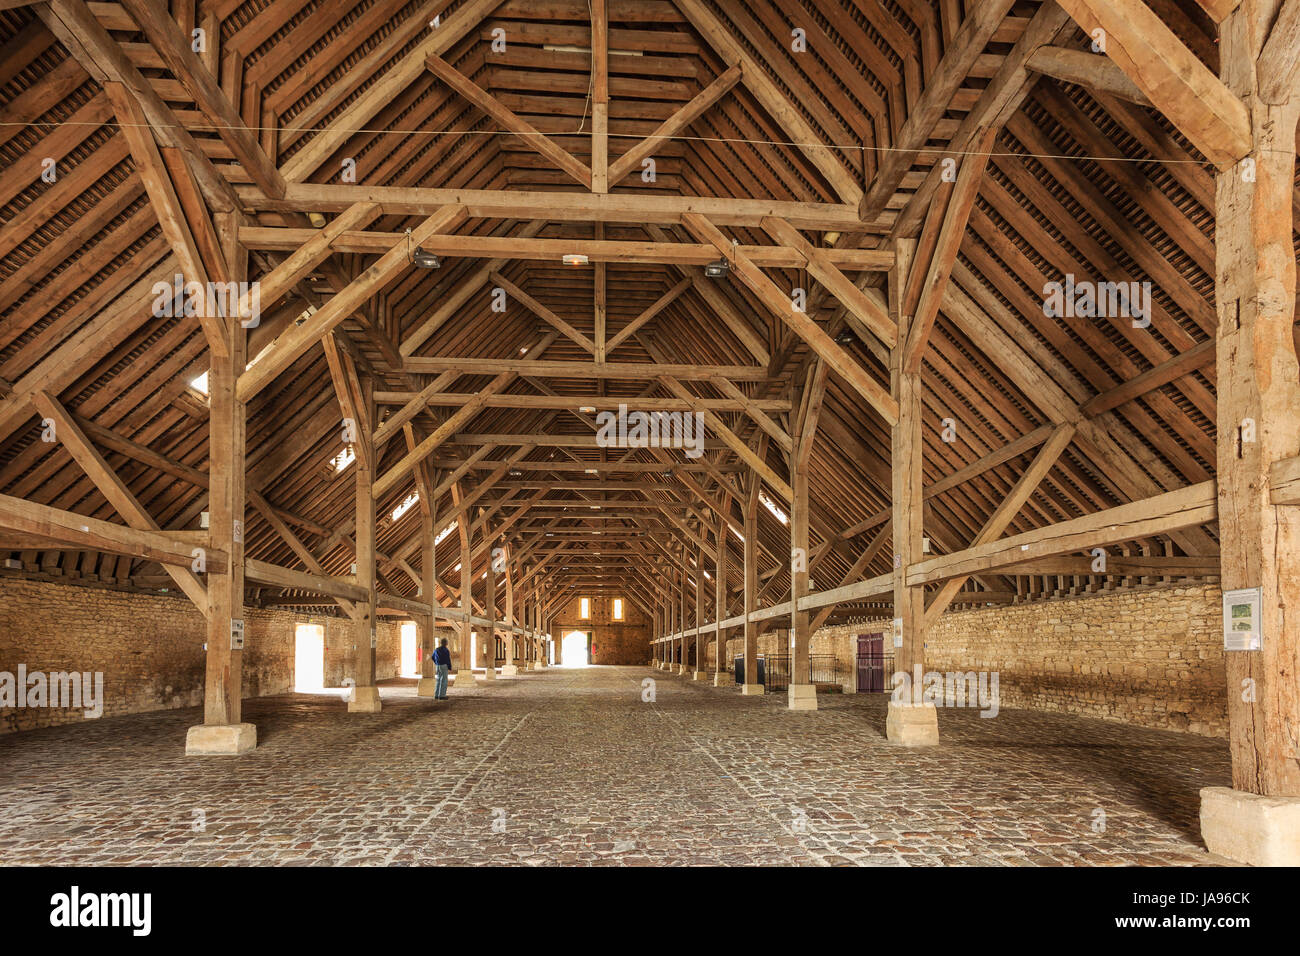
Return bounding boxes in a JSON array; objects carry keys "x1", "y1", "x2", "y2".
[{"x1": 0, "y1": 666, "x2": 1232, "y2": 866}]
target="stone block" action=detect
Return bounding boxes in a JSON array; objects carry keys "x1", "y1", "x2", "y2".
[
  {"x1": 348, "y1": 686, "x2": 381, "y2": 712},
  {"x1": 788, "y1": 683, "x2": 818, "y2": 711},
  {"x1": 886, "y1": 701, "x2": 938, "y2": 746},
  {"x1": 185, "y1": 722, "x2": 256, "y2": 755},
  {"x1": 1200, "y1": 786, "x2": 1300, "y2": 866},
  {"x1": 740, "y1": 683, "x2": 765, "y2": 695}
]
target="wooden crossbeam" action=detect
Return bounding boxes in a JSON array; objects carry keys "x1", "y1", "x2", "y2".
[
  {"x1": 247, "y1": 203, "x2": 381, "y2": 318},
  {"x1": 402, "y1": 356, "x2": 775, "y2": 381},
  {"x1": 491, "y1": 272, "x2": 596, "y2": 353},
  {"x1": 605, "y1": 277, "x2": 691, "y2": 353},
  {"x1": 0, "y1": 493, "x2": 226, "y2": 575},
  {"x1": 238, "y1": 183, "x2": 865, "y2": 231},
  {"x1": 907, "y1": 480, "x2": 1218, "y2": 586},
  {"x1": 426, "y1": 53, "x2": 592, "y2": 188},
  {"x1": 1055, "y1": 0, "x2": 1250, "y2": 166}
]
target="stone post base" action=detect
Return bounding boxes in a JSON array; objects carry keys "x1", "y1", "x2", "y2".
[
  {"x1": 788, "y1": 684, "x2": 818, "y2": 711},
  {"x1": 677, "y1": 664, "x2": 689, "y2": 675},
  {"x1": 185, "y1": 722, "x2": 256, "y2": 756},
  {"x1": 500, "y1": 664, "x2": 519, "y2": 676},
  {"x1": 740, "y1": 683, "x2": 765, "y2": 695},
  {"x1": 482, "y1": 667, "x2": 496, "y2": 681},
  {"x1": 1200, "y1": 786, "x2": 1300, "y2": 866},
  {"x1": 535, "y1": 661, "x2": 547, "y2": 669},
  {"x1": 692, "y1": 671, "x2": 709, "y2": 681},
  {"x1": 348, "y1": 686, "x2": 382, "y2": 712},
  {"x1": 416, "y1": 678, "x2": 441, "y2": 697},
  {"x1": 454, "y1": 669, "x2": 477, "y2": 685},
  {"x1": 886, "y1": 701, "x2": 938, "y2": 746},
  {"x1": 713, "y1": 672, "x2": 735, "y2": 687}
]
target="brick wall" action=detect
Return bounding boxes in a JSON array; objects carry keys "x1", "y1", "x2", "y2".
[
  {"x1": 0, "y1": 577, "x2": 405, "y2": 734},
  {"x1": 710, "y1": 584, "x2": 1227, "y2": 737},
  {"x1": 553, "y1": 593, "x2": 650, "y2": 665}
]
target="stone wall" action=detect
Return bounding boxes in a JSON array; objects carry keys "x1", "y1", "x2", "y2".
[
  {"x1": 709, "y1": 584, "x2": 1227, "y2": 737},
  {"x1": 0, "y1": 576, "x2": 405, "y2": 734},
  {"x1": 553, "y1": 593, "x2": 651, "y2": 665}
]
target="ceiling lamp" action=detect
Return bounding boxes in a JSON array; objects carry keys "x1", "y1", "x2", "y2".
[
  {"x1": 584, "y1": 468, "x2": 599, "y2": 475},
  {"x1": 562, "y1": 253, "x2": 590, "y2": 266},
  {"x1": 579, "y1": 405, "x2": 596, "y2": 413},
  {"x1": 835, "y1": 329, "x2": 855, "y2": 345},
  {"x1": 405, "y1": 229, "x2": 439, "y2": 269},
  {"x1": 704, "y1": 258, "x2": 729, "y2": 278}
]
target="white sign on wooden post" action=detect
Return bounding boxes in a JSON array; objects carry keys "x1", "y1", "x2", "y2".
[
  {"x1": 1222, "y1": 587, "x2": 1262, "y2": 651},
  {"x1": 230, "y1": 619, "x2": 245, "y2": 650}
]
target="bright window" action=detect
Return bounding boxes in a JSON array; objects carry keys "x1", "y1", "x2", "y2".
[
  {"x1": 580, "y1": 597, "x2": 590, "y2": 619},
  {"x1": 613, "y1": 598, "x2": 624, "y2": 621}
]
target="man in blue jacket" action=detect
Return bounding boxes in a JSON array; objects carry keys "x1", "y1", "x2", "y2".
[{"x1": 432, "y1": 638, "x2": 452, "y2": 700}]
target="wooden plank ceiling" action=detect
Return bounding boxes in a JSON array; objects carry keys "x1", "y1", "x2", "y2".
[{"x1": 0, "y1": 0, "x2": 1245, "y2": 624}]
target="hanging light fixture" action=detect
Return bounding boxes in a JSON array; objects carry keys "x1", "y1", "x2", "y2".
[{"x1": 405, "y1": 229, "x2": 440, "y2": 269}]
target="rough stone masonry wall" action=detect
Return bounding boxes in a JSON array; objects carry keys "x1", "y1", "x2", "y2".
[
  {"x1": 710, "y1": 584, "x2": 1227, "y2": 738},
  {"x1": 0, "y1": 577, "x2": 404, "y2": 734},
  {"x1": 553, "y1": 593, "x2": 651, "y2": 665}
]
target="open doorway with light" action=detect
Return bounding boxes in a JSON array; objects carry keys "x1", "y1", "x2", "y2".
[
  {"x1": 294, "y1": 623, "x2": 325, "y2": 691},
  {"x1": 400, "y1": 621, "x2": 419, "y2": 677},
  {"x1": 562, "y1": 631, "x2": 590, "y2": 667}
]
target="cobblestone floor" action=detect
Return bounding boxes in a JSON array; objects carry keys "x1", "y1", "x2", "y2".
[{"x1": 0, "y1": 666, "x2": 1232, "y2": 866}]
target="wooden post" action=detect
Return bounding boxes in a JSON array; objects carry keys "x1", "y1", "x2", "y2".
[
  {"x1": 741, "y1": 474, "x2": 762, "y2": 693},
  {"x1": 483, "y1": 527, "x2": 498, "y2": 680},
  {"x1": 887, "y1": 238, "x2": 936, "y2": 744},
  {"x1": 455, "y1": 485, "x2": 475, "y2": 685},
  {"x1": 693, "y1": 544, "x2": 705, "y2": 678},
  {"x1": 788, "y1": 405, "x2": 816, "y2": 710},
  {"x1": 1200, "y1": 0, "x2": 1300, "y2": 866},
  {"x1": 186, "y1": 209, "x2": 252, "y2": 755},
  {"x1": 349, "y1": 374, "x2": 380, "y2": 712},
  {"x1": 678, "y1": 558, "x2": 688, "y2": 673},
  {"x1": 714, "y1": 518, "x2": 732, "y2": 685},
  {"x1": 503, "y1": 556, "x2": 518, "y2": 675}
]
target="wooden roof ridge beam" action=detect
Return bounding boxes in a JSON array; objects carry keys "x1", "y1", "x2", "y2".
[
  {"x1": 280, "y1": 0, "x2": 503, "y2": 183},
  {"x1": 1054, "y1": 0, "x2": 1250, "y2": 166},
  {"x1": 1025, "y1": 45, "x2": 1151, "y2": 106},
  {"x1": 900, "y1": 125, "x2": 998, "y2": 375},
  {"x1": 247, "y1": 202, "x2": 382, "y2": 320},
  {"x1": 908, "y1": 479, "x2": 1218, "y2": 587},
  {"x1": 923, "y1": 422, "x2": 1077, "y2": 626},
  {"x1": 760, "y1": 218, "x2": 897, "y2": 350},
  {"x1": 606, "y1": 276, "x2": 691, "y2": 354},
  {"x1": 608, "y1": 62, "x2": 742, "y2": 187},
  {"x1": 101, "y1": 82, "x2": 228, "y2": 357},
  {"x1": 490, "y1": 271, "x2": 596, "y2": 354},
  {"x1": 681, "y1": 213, "x2": 898, "y2": 425},
  {"x1": 237, "y1": 204, "x2": 467, "y2": 402},
  {"x1": 859, "y1": 0, "x2": 1018, "y2": 223},
  {"x1": 28, "y1": 390, "x2": 208, "y2": 609},
  {"x1": 118, "y1": 0, "x2": 284, "y2": 198},
  {"x1": 0, "y1": 492, "x2": 227, "y2": 575},
  {"x1": 672, "y1": 0, "x2": 862, "y2": 207},
  {"x1": 425, "y1": 52, "x2": 593, "y2": 188}
]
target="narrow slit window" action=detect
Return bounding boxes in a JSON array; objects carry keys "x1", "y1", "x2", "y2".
[
  {"x1": 613, "y1": 598, "x2": 624, "y2": 621},
  {"x1": 580, "y1": 597, "x2": 590, "y2": 620}
]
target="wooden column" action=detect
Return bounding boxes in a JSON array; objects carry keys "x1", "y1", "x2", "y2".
[
  {"x1": 503, "y1": 557, "x2": 518, "y2": 675},
  {"x1": 788, "y1": 409, "x2": 816, "y2": 709},
  {"x1": 186, "y1": 210, "x2": 252, "y2": 754},
  {"x1": 349, "y1": 374, "x2": 380, "y2": 712},
  {"x1": 1201, "y1": 0, "x2": 1300, "y2": 865},
  {"x1": 693, "y1": 544, "x2": 705, "y2": 677},
  {"x1": 415, "y1": 461, "x2": 439, "y2": 697},
  {"x1": 887, "y1": 238, "x2": 935, "y2": 744},
  {"x1": 714, "y1": 518, "x2": 732, "y2": 685},
  {"x1": 679, "y1": 559, "x2": 688, "y2": 672},
  {"x1": 483, "y1": 527, "x2": 498, "y2": 680},
  {"x1": 742, "y1": 474, "x2": 762, "y2": 693},
  {"x1": 455, "y1": 487, "x2": 475, "y2": 683}
]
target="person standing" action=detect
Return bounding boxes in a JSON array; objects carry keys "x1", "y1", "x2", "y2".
[{"x1": 433, "y1": 638, "x2": 452, "y2": 700}]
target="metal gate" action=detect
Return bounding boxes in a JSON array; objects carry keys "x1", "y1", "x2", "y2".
[{"x1": 856, "y1": 634, "x2": 889, "y2": 693}]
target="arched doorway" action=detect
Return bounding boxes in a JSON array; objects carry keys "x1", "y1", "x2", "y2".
[{"x1": 561, "y1": 631, "x2": 590, "y2": 666}]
